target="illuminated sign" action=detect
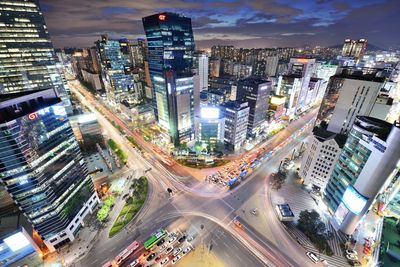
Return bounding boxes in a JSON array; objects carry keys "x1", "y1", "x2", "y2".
[
  {"x1": 159, "y1": 14, "x2": 166, "y2": 21},
  {"x1": 342, "y1": 186, "x2": 368, "y2": 215},
  {"x1": 3, "y1": 232, "x2": 31, "y2": 252},
  {"x1": 201, "y1": 107, "x2": 220, "y2": 119},
  {"x1": 52, "y1": 105, "x2": 66, "y2": 116},
  {"x1": 28, "y1": 112, "x2": 38, "y2": 120},
  {"x1": 270, "y1": 96, "x2": 286, "y2": 106},
  {"x1": 77, "y1": 113, "x2": 97, "y2": 124}
]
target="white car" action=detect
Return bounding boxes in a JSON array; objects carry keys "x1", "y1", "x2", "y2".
[
  {"x1": 160, "y1": 258, "x2": 169, "y2": 266},
  {"x1": 346, "y1": 254, "x2": 358, "y2": 261},
  {"x1": 346, "y1": 249, "x2": 358, "y2": 256},
  {"x1": 129, "y1": 260, "x2": 139, "y2": 267},
  {"x1": 168, "y1": 236, "x2": 177, "y2": 244},
  {"x1": 173, "y1": 247, "x2": 182, "y2": 256},
  {"x1": 172, "y1": 255, "x2": 182, "y2": 265},
  {"x1": 186, "y1": 236, "x2": 194, "y2": 242},
  {"x1": 182, "y1": 247, "x2": 192, "y2": 255},
  {"x1": 306, "y1": 251, "x2": 319, "y2": 264}
]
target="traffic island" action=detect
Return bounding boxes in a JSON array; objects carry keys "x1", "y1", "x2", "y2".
[{"x1": 108, "y1": 176, "x2": 149, "y2": 237}]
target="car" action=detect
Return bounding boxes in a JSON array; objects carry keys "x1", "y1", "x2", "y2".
[
  {"x1": 165, "y1": 246, "x2": 174, "y2": 254},
  {"x1": 157, "y1": 238, "x2": 165, "y2": 246},
  {"x1": 129, "y1": 260, "x2": 140, "y2": 267},
  {"x1": 178, "y1": 235, "x2": 187, "y2": 243},
  {"x1": 306, "y1": 251, "x2": 319, "y2": 264},
  {"x1": 154, "y1": 254, "x2": 164, "y2": 263},
  {"x1": 346, "y1": 254, "x2": 358, "y2": 261},
  {"x1": 233, "y1": 219, "x2": 244, "y2": 229},
  {"x1": 186, "y1": 236, "x2": 194, "y2": 242},
  {"x1": 172, "y1": 255, "x2": 182, "y2": 265},
  {"x1": 348, "y1": 260, "x2": 361, "y2": 266},
  {"x1": 146, "y1": 253, "x2": 156, "y2": 261},
  {"x1": 173, "y1": 247, "x2": 182, "y2": 256},
  {"x1": 159, "y1": 244, "x2": 167, "y2": 251},
  {"x1": 346, "y1": 249, "x2": 358, "y2": 256},
  {"x1": 168, "y1": 232, "x2": 176, "y2": 238},
  {"x1": 182, "y1": 247, "x2": 192, "y2": 255},
  {"x1": 251, "y1": 209, "x2": 258, "y2": 215},
  {"x1": 160, "y1": 258, "x2": 169, "y2": 266},
  {"x1": 168, "y1": 236, "x2": 177, "y2": 244}
]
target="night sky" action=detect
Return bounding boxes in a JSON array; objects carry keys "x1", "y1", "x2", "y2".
[{"x1": 40, "y1": 0, "x2": 400, "y2": 49}]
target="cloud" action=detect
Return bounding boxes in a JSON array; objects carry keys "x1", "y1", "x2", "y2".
[{"x1": 39, "y1": 0, "x2": 400, "y2": 49}]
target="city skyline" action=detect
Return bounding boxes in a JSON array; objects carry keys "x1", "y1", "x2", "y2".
[{"x1": 40, "y1": 0, "x2": 400, "y2": 49}]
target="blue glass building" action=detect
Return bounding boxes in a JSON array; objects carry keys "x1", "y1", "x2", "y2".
[
  {"x1": 0, "y1": 89, "x2": 99, "y2": 252},
  {"x1": 142, "y1": 12, "x2": 195, "y2": 145}
]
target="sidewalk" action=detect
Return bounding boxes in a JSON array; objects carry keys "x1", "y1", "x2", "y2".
[{"x1": 44, "y1": 171, "x2": 134, "y2": 266}]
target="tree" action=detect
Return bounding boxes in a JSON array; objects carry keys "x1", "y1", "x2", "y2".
[{"x1": 298, "y1": 209, "x2": 326, "y2": 236}]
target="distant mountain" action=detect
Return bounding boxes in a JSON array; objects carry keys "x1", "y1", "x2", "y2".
[{"x1": 329, "y1": 43, "x2": 386, "y2": 51}]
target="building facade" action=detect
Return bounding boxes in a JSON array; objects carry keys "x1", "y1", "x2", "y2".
[
  {"x1": 326, "y1": 117, "x2": 400, "y2": 235},
  {"x1": 195, "y1": 107, "x2": 225, "y2": 149},
  {"x1": 236, "y1": 78, "x2": 271, "y2": 138},
  {"x1": 0, "y1": 0, "x2": 72, "y2": 114},
  {"x1": 193, "y1": 52, "x2": 208, "y2": 91},
  {"x1": 0, "y1": 89, "x2": 99, "y2": 252},
  {"x1": 142, "y1": 12, "x2": 195, "y2": 145},
  {"x1": 221, "y1": 101, "x2": 250, "y2": 151},
  {"x1": 342, "y1": 39, "x2": 367, "y2": 62},
  {"x1": 317, "y1": 68, "x2": 388, "y2": 134},
  {"x1": 300, "y1": 127, "x2": 346, "y2": 192}
]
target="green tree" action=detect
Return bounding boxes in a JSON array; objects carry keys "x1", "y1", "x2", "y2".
[{"x1": 298, "y1": 209, "x2": 326, "y2": 236}]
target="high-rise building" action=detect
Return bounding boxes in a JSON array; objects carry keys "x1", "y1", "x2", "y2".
[
  {"x1": 0, "y1": 89, "x2": 99, "y2": 252},
  {"x1": 317, "y1": 68, "x2": 390, "y2": 134},
  {"x1": 265, "y1": 56, "x2": 279, "y2": 77},
  {"x1": 193, "y1": 52, "x2": 208, "y2": 91},
  {"x1": 194, "y1": 107, "x2": 225, "y2": 149},
  {"x1": 0, "y1": 0, "x2": 72, "y2": 114},
  {"x1": 342, "y1": 39, "x2": 367, "y2": 62},
  {"x1": 300, "y1": 127, "x2": 347, "y2": 192},
  {"x1": 209, "y1": 57, "x2": 221, "y2": 78},
  {"x1": 237, "y1": 78, "x2": 272, "y2": 137},
  {"x1": 142, "y1": 12, "x2": 195, "y2": 145},
  {"x1": 221, "y1": 101, "x2": 250, "y2": 151},
  {"x1": 325, "y1": 117, "x2": 400, "y2": 235},
  {"x1": 288, "y1": 58, "x2": 316, "y2": 113},
  {"x1": 129, "y1": 38, "x2": 146, "y2": 68},
  {"x1": 276, "y1": 74, "x2": 302, "y2": 118},
  {"x1": 211, "y1": 45, "x2": 235, "y2": 59}
]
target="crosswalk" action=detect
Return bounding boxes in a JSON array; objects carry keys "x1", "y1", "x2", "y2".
[
  {"x1": 271, "y1": 182, "x2": 349, "y2": 266},
  {"x1": 284, "y1": 223, "x2": 349, "y2": 267}
]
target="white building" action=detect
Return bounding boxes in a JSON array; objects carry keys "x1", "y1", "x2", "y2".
[
  {"x1": 300, "y1": 127, "x2": 346, "y2": 192},
  {"x1": 317, "y1": 69, "x2": 389, "y2": 134},
  {"x1": 221, "y1": 100, "x2": 250, "y2": 151},
  {"x1": 194, "y1": 52, "x2": 208, "y2": 91},
  {"x1": 194, "y1": 107, "x2": 225, "y2": 148},
  {"x1": 265, "y1": 56, "x2": 279, "y2": 77}
]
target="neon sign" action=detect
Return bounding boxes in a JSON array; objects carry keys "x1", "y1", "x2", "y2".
[
  {"x1": 28, "y1": 112, "x2": 38, "y2": 120},
  {"x1": 159, "y1": 14, "x2": 166, "y2": 21}
]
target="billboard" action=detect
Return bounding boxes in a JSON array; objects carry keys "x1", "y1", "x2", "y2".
[
  {"x1": 0, "y1": 230, "x2": 36, "y2": 266},
  {"x1": 201, "y1": 107, "x2": 220, "y2": 119},
  {"x1": 342, "y1": 186, "x2": 369, "y2": 215}
]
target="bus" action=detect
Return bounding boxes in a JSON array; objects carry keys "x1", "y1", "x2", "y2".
[
  {"x1": 144, "y1": 229, "x2": 167, "y2": 250},
  {"x1": 115, "y1": 240, "x2": 140, "y2": 265}
]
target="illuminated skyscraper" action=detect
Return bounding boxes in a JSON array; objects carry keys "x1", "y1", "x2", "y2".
[
  {"x1": 142, "y1": 12, "x2": 195, "y2": 145},
  {"x1": 325, "y1": 117, "x2": 400, "y2": 235},
  {"x1": 237, "y1": 78, "x2": 272, "y2": 137},
  {"x1": 0, "y1": 0, "x2": 72, "y2": 113},
  {"x1": 342, "y1": 39, "x2": 367, "y2": 62},
  {"x1": 0, "y1": 89, "x2": 99, "y2": 252}
]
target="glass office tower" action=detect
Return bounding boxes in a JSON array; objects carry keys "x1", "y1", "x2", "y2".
[
  {"x1": 142, "y1": 12, "x2": 195, "y2": 145},
  {"x1": 0, "y1": 0, "x2": 72, "y2": 113},
  {"x1": 0, "y1": 89, "x2": 99, "y2": 252}
]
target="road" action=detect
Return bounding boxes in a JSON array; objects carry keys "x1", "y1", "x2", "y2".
[{"x1": 69, "y1": 79, "x2": 327, "y2": 267}]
